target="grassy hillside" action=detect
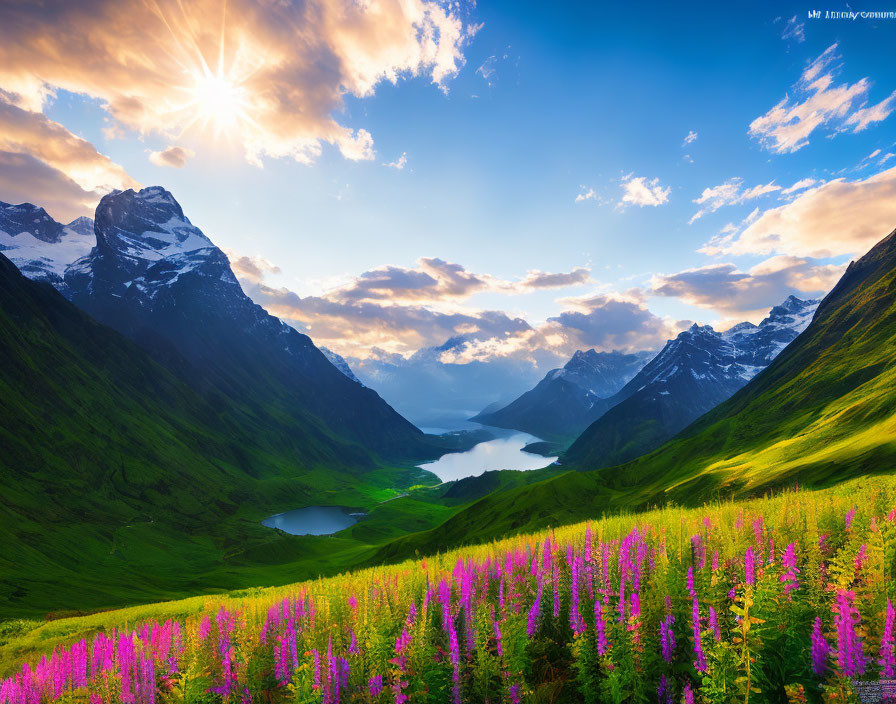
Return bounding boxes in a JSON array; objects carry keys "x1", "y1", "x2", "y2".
[
  {"x1": 3, "y1": 475, "x2": 894, "y2": 703},
  {"x1": 373, "y1": 228, "x2": 896, "y2": 557},
  {"x1": 0, "y1": 253, "x2": 498, "y2": 618}
]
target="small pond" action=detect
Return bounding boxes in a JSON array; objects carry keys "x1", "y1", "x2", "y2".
[{"x1": 261, "y1": 506, "x2": 362, "y2": 536}]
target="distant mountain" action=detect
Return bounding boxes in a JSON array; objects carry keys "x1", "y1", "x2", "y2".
[
  {"x1": 351, "y1": 335, "x2": 546, "y2": 429},
  {"x1": 2, "y1": 188, "x2": 439, "y2": 462},
  {"x1": 563, "y1": 295, "x2": 819, "y2": 468},
  {"x1": 374, "y1": 228, "x2": 896, "y2": 555},
  {"x1": 471, "y1": 350, "x2": 652, "y2": 440},
  {"x1": 0, "y1": 201, "x2": 94, "y2": 293}
]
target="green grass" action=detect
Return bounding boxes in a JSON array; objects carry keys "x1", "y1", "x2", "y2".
[{"x1": 2, "y1": 473, "x2": 894, "y2": 702}]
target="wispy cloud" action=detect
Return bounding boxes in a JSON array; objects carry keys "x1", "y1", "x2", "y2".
[
  {"x1": 779, "y1": 15, "x2": 806, "y2": 43},
  {"x1": 682, "y1": 130, "x2": 698, "y2": 146},
  {"x1": 575, "y1": 186, "x2": 599, "y2": 203},
  {"x1": 384, "y1": 152, "x2": 408, "y2": 170},
  {"x1": 749, "y1": 44, "x2": 895, "y2": 153},
  {"x1": 689, "y1": 177, "x2": 780, "y2": 223}
]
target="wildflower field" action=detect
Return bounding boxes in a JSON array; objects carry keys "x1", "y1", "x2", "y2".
[{"x1": 3, "y1": 476, "x2": 896, "y2": 704}]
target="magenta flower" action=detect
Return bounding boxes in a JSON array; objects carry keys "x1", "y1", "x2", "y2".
[
  {"x1": 659, "y1": 614, "x2": 676, "y2": 663},
  {"x1": 880, "y1": 599, "x2": 895, "y2": 678},
  {"x1": 708, "y1": 606, "x2": 721, "y2": 642},
  {"x1": 744, "y1": 547, "x2": 755, "y2": 586},
  {"x1": 834, "y1": 590, "x2": 865, "y2": 677},
  {"x1": 691, "y1": 596, "x2": 707, "y2": 673},
  {"x1": 657, "y1": 674, "x2": 672, "y2": 704},
  {"x1": 811, "y1": 617, "x2": 829, "y2": 676},
  {"x1": 683, "y1": 682, "x2": 695, "y2": 704},
  {"x1": 527, "y1": 579, "x2": 544, "y2": 638},
  {"x1": 845, "y1": 507, "x2": 856, "y2": 530},
  {"x1": 595, "y1": 598, "x2": 610, "y2": 655},
  {"x1": 368, "y1": 674, "x2": 383, "y2": 698},
  {"x1": 854, "y1": 544, "x2": 867, "y2": 573}
]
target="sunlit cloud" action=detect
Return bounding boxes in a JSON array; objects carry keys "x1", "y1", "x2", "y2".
[
  {"x1": 618, "y1": 175, "x2": 670, "y2": 208},
  {"x1": 749, "y1": 44, "x2": 895, "y2": 153},
  {"x1": 682, "y1": 130, "x2": 698, "y2": 146},
  {"x1": 0, "y1": 96, "x2": 138, "y2": 219},
  {"x1": 704, "y1": 166, "x2": 896, "y2": 258},
  {"x1": 651, "y1": 256, "x2": 843, "y2": 320},
  {"x1": 149, "y1": 146, "x2": 195, "y2": 168},
  {"x1": 0, "y1": 0, "x2": 477, "y2": 168},
  {"x1": 227, "y1": 252, "x2": 672, "y2": 364}
]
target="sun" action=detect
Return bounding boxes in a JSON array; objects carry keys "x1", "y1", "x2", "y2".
[{"x1": 186, "y1": 68, "x2": 250, "y2": 136}]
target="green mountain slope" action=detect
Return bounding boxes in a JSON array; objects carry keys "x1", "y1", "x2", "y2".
[
  {"x1": 373, "y1": 227, "x2": 896, "y2": 557},
  {"x1": 0, "y1": 253, "x2": 459, "y2": 617}
]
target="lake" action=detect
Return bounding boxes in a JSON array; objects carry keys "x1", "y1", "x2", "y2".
[
  {"x1": 261, "y1": 506, "x2": 362, "y2": 536},
  {"x1": 418, "y1": 429, "x2": 558, "y2": 482}
]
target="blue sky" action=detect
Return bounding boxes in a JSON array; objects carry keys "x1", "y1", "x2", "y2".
[{"x1": 2, "y1": 0, "x2": 896, "y2": 367}]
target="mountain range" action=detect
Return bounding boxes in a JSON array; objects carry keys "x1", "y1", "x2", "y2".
[
  {"x1": 374, "y1": 226, "x2": 896, "y2": 557},
  {"x1": 470, "y1": 349, "x2": 653, "y2": 440},
  {"x1": 563, "y1": 295, "x2": 818, "y2": 468},
  {"x1": 473, "y1": 296, "x2": 817, "y2": 466}
]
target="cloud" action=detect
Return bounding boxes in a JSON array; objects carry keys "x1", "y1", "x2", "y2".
[
  {"x1": 749, "y1": 44, "x2": 894, "y2": 153},
  {"x1": 689, "y1": 177, "x2": 781, "y2": 223},
  {"x1": 244, "y1": 278, "x2": 536, "y2": 358},
  {"x1": 575, "y1": 186, "x2": 600, "y2": 203},
  {"x1": 683, "y1": 130, "x2": 698, "y2": 146},
  {"x1": 651, "y1": 256, "x2": 843, "y2": 320},
  {"x1": 224, "y1": 251, "x2": 282, "y2": 283},
  {"x1": 780, "y1": 15, "x2": 806, "y2": 43},
  {"x1": 228, "y1": 252, "x2": 668, "y2": 363},
  {"x1": 0, "y1": 97, "x2": 137, "y2": 220},
  {"x1": 149, "y1": 145, "x2": 195, "y2": 168},
  {"x1": 476, "y1": 56, "x2": 497, "y2": 86},
  {"x1": 714, "y1": 166, "x2": 896, "y2": 258},
  {"x1": 842, "y1": 90, "x2": 896, "y2": 132},
  {"x1": 0, "y1": 0, "x2": 476, "y2": 167},
  {"x1": 618, "y1": 175, "x2": 670, "y2": 208},
  {"x1": 384, "y1": 152, "x2": 408, "y2": 170},
  {"x1": 781, "y1": 177, "x2": 822, "y2": 194},
  {"x1": 0, "y1": 150, "x2": 103, "y2": 222},
  {"x1": 0, "y1": 97, "x2": 136, "y2": 193},
  {"x1": 516, "y1": 268, "x2": 591, "y2": 289}
]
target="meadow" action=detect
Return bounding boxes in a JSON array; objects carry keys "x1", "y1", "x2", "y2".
[{"x1": 2, "y1": 475, "x2": 895, "y2": 704}]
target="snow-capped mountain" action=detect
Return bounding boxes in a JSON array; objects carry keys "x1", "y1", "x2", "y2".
[
  {"x1": 3, "y1": 187, "x2": 436, "y2": 461},
  {"x1": 0, "y1": 201, "x2": 94, "y2": 292},
  {"x1": 321, "y1": 347, "x2": 363, "y2": 385},
  {"x1": 564, "y1": 296, "x2": 820, "y2": 468},
  {"x1": 471, "y1": 350, "x2": 653, "y2": 440}
]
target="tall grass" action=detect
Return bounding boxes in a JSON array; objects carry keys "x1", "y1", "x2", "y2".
[{"x1": 3, "y1": 476, "x2": 895, "y2": 703}]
